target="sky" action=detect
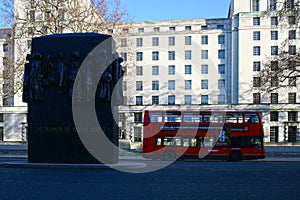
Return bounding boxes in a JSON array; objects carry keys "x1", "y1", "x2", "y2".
[{"x1": 121, "y1": 0, "x2": 231, "y2": 22}]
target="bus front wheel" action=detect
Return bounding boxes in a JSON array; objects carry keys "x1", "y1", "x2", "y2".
[
  {"x1": 229, "y1": 151, "x2": 242, "y2": 161},
  {"x1": 163, "y1": 150, "x2": 176, "y2": 161}
]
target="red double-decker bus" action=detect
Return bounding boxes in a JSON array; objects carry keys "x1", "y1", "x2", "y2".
[{"x1": 143, "y1": 110, "x2": 265, "y2": 161}]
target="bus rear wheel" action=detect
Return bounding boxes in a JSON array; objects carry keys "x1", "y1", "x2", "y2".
[
  {"x1": 163, "y1": 150, "x2": 176, "y2": 161},
  {"x1": 229, "y1": 151, "x2": 242, "y2": 161}
]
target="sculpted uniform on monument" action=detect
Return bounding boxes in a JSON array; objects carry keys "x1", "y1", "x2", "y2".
[{"x1": 29, "y1": 52, "x2": 43, "y2": 101}]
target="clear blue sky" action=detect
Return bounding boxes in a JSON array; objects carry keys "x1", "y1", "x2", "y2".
[{"x1": 122, "y1": 0, "x2": 231, "y2": 21}]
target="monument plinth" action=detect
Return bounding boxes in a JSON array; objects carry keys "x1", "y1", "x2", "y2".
[{"x1": 23, "y1": 33, "x2": 122, "y2": 164}]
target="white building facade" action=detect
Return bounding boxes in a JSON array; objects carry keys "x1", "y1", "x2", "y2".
[
  {"x1": 2, "y1": 0, "x2": 300, "y2": 147},
  {"x1": 118, "y1": 0, "x2": 300, "y2": 149}
]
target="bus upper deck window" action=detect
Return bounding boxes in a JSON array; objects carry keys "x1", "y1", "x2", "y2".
[
  {"x1": 244, "y1": 113, "x2": 259, "y2": 123},
  {"x1": 149, "y1": 112, "x2": 163, "y2": 122},
  {"x1": 165, "y1": 112, "x2": 182, "y2": 122}
]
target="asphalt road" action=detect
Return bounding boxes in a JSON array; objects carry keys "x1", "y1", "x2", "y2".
[{"x1": 0, "y1": 157, "x2": 299, "y2": 200}]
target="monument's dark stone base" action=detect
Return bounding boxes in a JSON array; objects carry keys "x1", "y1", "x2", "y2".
[{"x1": 26, "y1": 33, "x2": 119, "y2": 164}]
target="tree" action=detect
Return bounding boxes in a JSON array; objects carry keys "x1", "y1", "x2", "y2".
[
  {"x1": 259, "y1": 0, "x2": 300, "y2": 93},
  {"x1": 0, "y1": 0, "x2": 131, "y2": 104}
]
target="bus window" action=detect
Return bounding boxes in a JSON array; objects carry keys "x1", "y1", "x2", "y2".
[
  {"x1": 204, "y1": 112, "x2": 223, "y2": 123},
  {"x1": 183, "y1": 112, "x2": 202, "y2": 122},
  {"x1": 191, "y1": 137, "x2": 202, "y2": 147},
  {"x1": 183, "y1": 138, "x2": 189, "y2": 147},
  {"x1": 156, "y1": 137, "x2": 162, "y2": 146},
  {"x1": 203, "y1": 137, "x2": 214, "y2": 147},
  {"x1": 249, "y1": 137, "x2": 262, "y2": 148},
  {"x1": 163, "y1": 137, "x2": 181, "y2": 147},
  {"x1": 231, "y1": 137, "x2": 248, "y2": 148},
  {"x1": 149, "y1": 112, "x2": 163, "y2": 122},
  {"x1": 165, "y1": 112, "x2": 182, "y2": 122},
  {"x1": 225, "y1": 113, "x2": 243, "y2": 123},
  {"x1": 244, "y1": 113, "x2": 259, "y2": 123}
]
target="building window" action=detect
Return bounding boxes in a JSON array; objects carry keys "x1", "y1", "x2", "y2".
[
  {"x1": 252, "y1": 0, "x2": 260, "y2": 11},
  {"x1": 253, "y1": 61, "x2": 261, "y2": 71},
  {"x1": 152, "y1": 81, "x2": 159, "y2": 90},
  {"x1": 134, "y1": 127, "x2": 142, "y2": 142},
  {"x1": 253, "y1": 93, "x2": 261, "y2": 104},
  {"x1": 253, "y1": 17, "x2": 260, "y2": 26},
  {"x1": 138, "y1": 28, "x2": 144, "y2": 33},
  {"x1": 271, "y1": 93, "x2": 279, "y2": 104},
  {"x1": 136, "y1": 66, "x2": 143, "y2": 75},
  {"x1": 289, "y1": 30, "x2": 296, "y2": 39},
  {"x1": 288, "y1": 111, "x2": 297, "y2": 122},
  {"x1": 289, "y1": 45, "x2": 296, "y2": 55},
  {"x1": 29, "y1": 10, "x2": 35, "y2": 22},
  {"x1": 270, "y1": 111, "x2": 279, "y2": 121},
  {"x1": 168, "y1": 95, "x2": 176, "y2": 105},
  {"x1": 218, "y1": 35, "x2": 225, "y2": 44},
  {"x1": 288, "y1": 126, "x2": 297, "y2": 142},
  {"x1": 168, "y1": 80, "x2": 175, "y2": 90},
  {"x1": 271, "y1": 76, "x2": 278, "y2": 87},
  {"x1": 253, "y1": 46, "x2": 261, "y2": 56},
  {"x1": 271, "y1": 61, "x2": 278, "y2": 71},
  {"x1": 285, "y1": 0, "x2": 295, "y2": 10},
  {"x1": 201, "y1": 35, "x2": 208, "y2": 44},
  {"x1": 152, "y1": 37, "x2": 159, "y2": 46},
  {"x1": 136, "y1": 81, "x2": 143, "y2": 91},
  {"x1": 152, "y1": 51, "x2": 159, "y2": 60},
  {"x1": 201, "y1": 50, "x2": 208, "y2": 59},
  {"x1": 185, "y1": 80, "x2": 192, "y2": 90},
  {"x1": 253, "y1": 31, "x2": 260, "y2": 40},
  {"x1": 185, "y1": 95, "x2": 192, "y2": 104},
  {"x1": 185, "y1": 36, "x2": 192, "y2": 45},
  {"x1": 185, "y1": 50, "x2": 192, "y2": 60},
  {"x1": 201, "y1": 65, "x2": 209, "y2": 74},
  {"x1": 288, "y1": 93, "x2": 296, "y2": 103},
  {"x1": 201, "y1": 95, "x2": 209, "y2": 104},
  {"x1": 218, "y1": 50, "x2": 225, "y2": 59},
  {"x1": 168, "y1": 65, "x2": 175, "y2": 75},
  {"x1": 136, "y1": 52, "x2": 143, "y2": 61},
  {"x1": 271, "y1": 46, "x2": 278, "y2": 55},
  {"x1": 152, "y1": 66, "x2": 159, "y2": 75},
  {"x1": 153, "y1": 27, "x2": 160, "y2": 32},
  {"x1": 253, "y1": 77, "x2": 261, "y2": 87},
  {"x1": 168, "y1": 51, "x2": 175, "y2": 60},
  {"x1": 136, "y1": 96, "x2": 143, "y2": 105},
  {"x1": 136, "y1": 38, "x2": 143, "y2": 47},
  {"x1": 270, "y1": 126, "x2": 279, "y2": 143},
  {"x1": 169, "y1": 37, "x2": 175, "y2": 46},
  {"x1": 218, "y1": 64, "x2": 225, "y2": 74},
  {"x1": 201, "y1": 80, "x2": 208, "y2": 89},
  {"x1": 271, "y1": 31, "x2": 278, "y2": 40},
  {"x1": 270, "y1": 0, "x2": 277, "y2": 11},
  {"x1": 201, "y1": 25, "x2": 208, "y2": 30},
  {"x1": 169, "y1": 26, "x2": 176, "y2": 31},
  {"x1": 289, "y1": 77, "x2": 296, "y2": 87},
  {"x1": 185, "y1": 65, "x2": 192, "y2": 74},
  {"x1": 121, "y1": 38, "x2": 127, "y2": 47},
  {"x1": 152, "y1": 96, "x2": 159, "y2": 105},
  {"x1": 218, "y1": 79, "x2": 225, "y2": 89},
  {"x1": 185, "y1": 26, "x2": 192, "y2": 31},
  {"x1": 288, "y1": 16, "x2": 296, "y2": 25},
  {"x1": 217, "y1": 25, "x2": 224, "y2": 29},
  {"x1": 271, "y1": 17, "x2": 278, "y2": 25},
  {"x1": 134, "y1": 113, "x2": 143, "y2": 123},
  {"x1": 218, "y1": 95, "x2": 225, "y2": 104},
  {"x1": 2, "y1": 43, "x2": 8, "y2": 52}
]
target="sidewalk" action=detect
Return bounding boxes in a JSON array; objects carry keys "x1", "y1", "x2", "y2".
[{"x1": 0, "y1": 144, "x2": 299, "y2": 157}]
